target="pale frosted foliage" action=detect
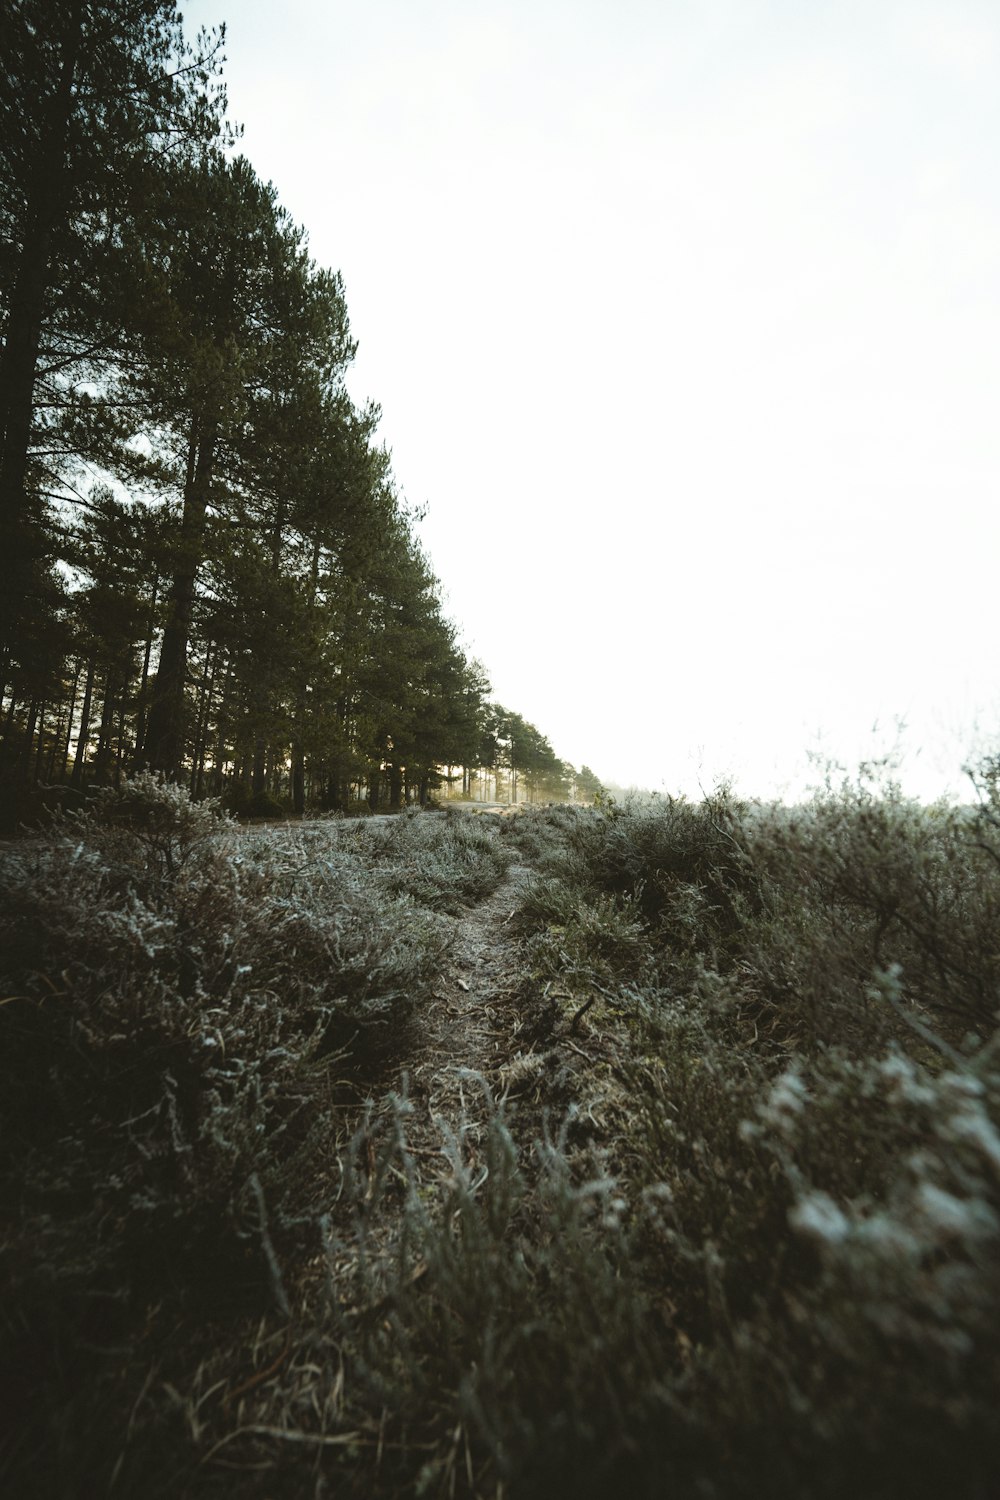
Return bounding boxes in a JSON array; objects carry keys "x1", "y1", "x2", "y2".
[
  {"x1": 337, "y1": 806, "x2": 511, "y2": 912},
  {"x1": 769, "y1": 1045, "x2": 1000, "y2": 1368}
]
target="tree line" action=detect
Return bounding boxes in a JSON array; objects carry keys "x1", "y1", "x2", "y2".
[{"x1": 0, "y1": 1, "x2": 601, "y2": 819}]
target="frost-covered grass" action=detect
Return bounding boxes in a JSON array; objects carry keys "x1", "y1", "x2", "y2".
[
  {"x1": 3, "y1": 773, "x2": 1000, "y2": 1497},
  {"x1": 337, "y1": 805, "x2": 512, "y2": 913},
  {"x1": 0, "y1": 776, "x2": 454, "y2": 1490}
]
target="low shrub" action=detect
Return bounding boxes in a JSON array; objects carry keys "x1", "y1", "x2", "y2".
[
  {"x1": 339, "y1": 809, "x2": 512, "y2": 913},
  {"x1": 744, "y1": 781, "x2": 1000, "y2": 1038}
]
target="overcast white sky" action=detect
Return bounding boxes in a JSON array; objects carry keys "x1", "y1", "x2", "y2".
[{"x1": 188, "y1": 0, "x2": 1000, "y2": 800}]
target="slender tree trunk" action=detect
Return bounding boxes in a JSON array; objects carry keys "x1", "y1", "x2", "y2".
[
  {"x1": 93, "y1": 679, "x2": 116, "y2": 783},
  {"x1": 20, "y1": 700, "x2": 39, "y2": 775},
  {"x1": 291, "y1": 737, "x2": 305, "y2": 816},
  {"x1": 46, "y1": 713, "x2": 63, "y2": 781},
  {"x1": 134, "y1": 569, "x2": 159, "y2": 754},
  {"x1": 59, "y1": 656, "x2": 82, "y2": 782},
  {"x1": 211, "y1": 652, "x2": 232, "y2": 794},
  {"x1": 140, "y1": 414, "x2": 218, "y2": 776},
  {"x1": 190, "y1": 642, "x2": 215, "y2": 796},
  {"x1": 34, "y1": 702, "x2": 47, "y2": 782},
  {"x1": 388, "y1": 763, "x2": 403, "y2": 811},
  {"x1": 251, "y1": 729, "x2": 267, "y2": 797},
  {"x1": 70, "y1": 656, "x2": 95, "y2": 787},
  {"x1": 290, "y1": 538, "x2": 318, "y2": 818},
  {"x1": 114, "y1": 698, "x2": 128, "y2": 786}
]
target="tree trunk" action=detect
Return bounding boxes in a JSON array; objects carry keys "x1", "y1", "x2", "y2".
[
  {"x1": 59, "y1": 656, "x2": 82, "y2": 781},
  {"x1": 33, "y1": 702, "x2": 47, "y2": 782},
  {"x1": 70, "y1": 657, "x2": 95, "y2": 787},
  {"x1": 20, "y1": 700, "x2": 39, "y2": 775},
  {"x1": 93, "y1": 679, "x2": 116, "y2": 783},
  {"x1": 140, "y1": 414, "x2": 218, "y2": 776},
  {"x1": 388, "y1": 763, "x2": 403, "y2": 811},
  {"x1": 210, "y1": 652, "x2": 232, "y2": 794},
  {"x1": 114, "y1": 697, "x2": 128, "y2": 786},
  {"x1": 46, "y1": 712, "x2": 64, "y2": 781},
  {"x1": 251, "y1": 730, "x2": 267, "y2": 797},
  {"x1": 190, "y1": 643, "x2": 216, "y2": 797},
  {"x1": 291, "y1": 736, "x2": 305, "y2": 816},
  {"x1": 134, "y1": 569, "x2": 159, "y2": 754}
]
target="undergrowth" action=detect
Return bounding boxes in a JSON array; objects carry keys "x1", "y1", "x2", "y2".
[
  {"x1": 338, "y1": 806, "x2": 512, "y2": 913},
  {"x1": 0, "y1": 779, "x2": 509, "y2": 1494},
  {"x1": 2, "y1": 774, "x2": 999, "y2": 1497}
]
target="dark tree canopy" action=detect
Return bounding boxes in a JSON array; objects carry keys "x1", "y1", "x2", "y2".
[{"x1": 0, "y1": 2, "x2": 590, "y2": 822}]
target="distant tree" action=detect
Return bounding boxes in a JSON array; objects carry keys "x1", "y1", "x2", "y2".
[
  {"x1": 470, "y1": 705, "x2": 566, "y2": 803},
  {"x1": 518, "y1": 719, "x2": 567, "y2": 802},
  {"x1": 575, "y1": 764, "x2": 605, "y2": 803}
]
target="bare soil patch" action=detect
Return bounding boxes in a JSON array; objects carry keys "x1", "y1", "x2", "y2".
[{"x1": 378, "y1": 862, "x2": 537, "y2": 1164}]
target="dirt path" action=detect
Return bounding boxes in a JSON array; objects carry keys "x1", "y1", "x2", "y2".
[
  {"x1": 405, "y1": 862, "x2": 534, "y2": 1144},
  {"x1": 317, "y1": 860, "x2": 546, "y2": 1303}
]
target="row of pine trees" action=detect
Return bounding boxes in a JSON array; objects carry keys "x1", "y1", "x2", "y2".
[{"x1": 0, "y1": 2, "x2": 595, "y2": 820}]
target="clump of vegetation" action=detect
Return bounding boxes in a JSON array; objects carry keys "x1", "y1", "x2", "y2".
[
  {"x1": 338, "y1": 808, "x2": 512, "y2": 913},
  {"x1": 499, "y1": 801, "x2": 582, "y2": 865}
]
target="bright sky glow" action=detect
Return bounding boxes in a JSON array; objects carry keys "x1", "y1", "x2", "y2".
[{"x1": 187, "y1": 0, "x2": 1000, "y2": 800}]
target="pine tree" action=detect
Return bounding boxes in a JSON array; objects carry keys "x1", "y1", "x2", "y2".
[{"x1": 134, "y1": 151, "x2": 353, "y2": 775}]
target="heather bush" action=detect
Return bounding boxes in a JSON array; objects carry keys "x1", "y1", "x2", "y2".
[
  {"x1": 318, "y1": 1091, "x2": 683, "y2": 1500},
  {"x1": 518, "y1": 879, "x2": 652, "y2": 995},
  {"x1": 744, "y1": 781, "x2": 1000, "y2": 1038},
  {"x1": 498, "y1": 802, "x2": 581, "y2": 865},
  {"x1": 710, "y1": 1032, "x2": 1000, "y2": 1496},
  {"x1": 338, "y1": 807, "x2": 511, "y2": 912},
  {"x1": 516, "y1": 773, "x2": 1000, "y2": 1049},
  {"x1": 553, "y1": 788, "x2": 761, "y2": 936},
  {"x1": 182, "y1": 1034, "x2": 1000, "y2": 1499}
]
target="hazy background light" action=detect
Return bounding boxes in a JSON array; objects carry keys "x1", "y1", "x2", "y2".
[{"x1": 186, "y1": 0, "x2": 1000, "y2": 800}]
